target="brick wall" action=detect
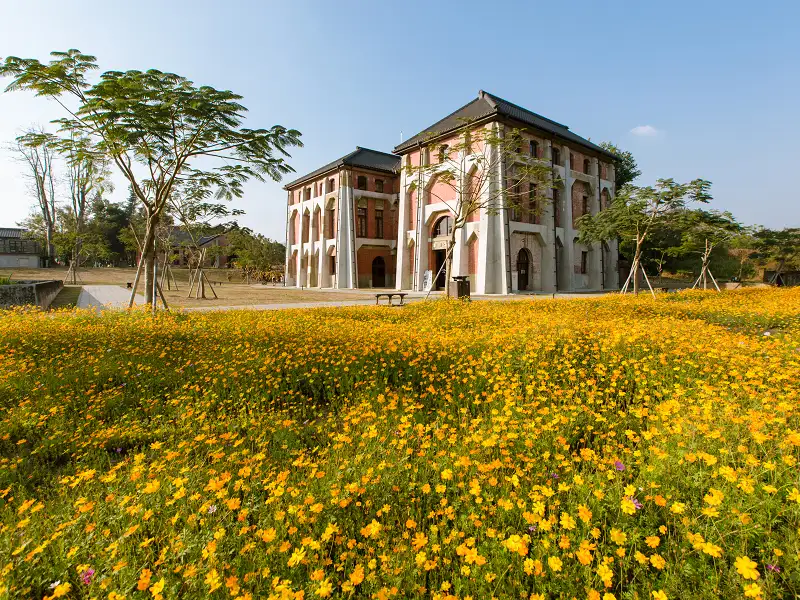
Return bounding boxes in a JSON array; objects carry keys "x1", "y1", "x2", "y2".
[
  {"x1": 467, "y1": 236, "x2": 478, "y2": 279},
  {"x1": 571, "y1": 180, "x2": 590, "y2": 227},
  {"x1": 356, "y1": 246, "x2": 396, "y2": 288},
  {"x1": 600, "y1": 188, "x2": 610, "y2": 211},
  {"x1": 510, "y1": 234, "x2": 543, "y2": 291},
  {"x1": 427, "y1": 175, "x2": 453, "y2": 205}
]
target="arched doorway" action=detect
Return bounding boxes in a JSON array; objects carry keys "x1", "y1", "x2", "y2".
[
  {"x1": 517, "y1": 248, "x2": 530, "y2": 291},
  {"x1": 372, "y1": 256, "x2": 386, "y2": 288},
  {"x1": 431, "y1": 215, "x2": 453, "y2": 290}
]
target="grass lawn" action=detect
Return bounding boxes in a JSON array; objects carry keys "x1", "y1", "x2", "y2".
[
  {"x1": 1, "y1": 289, "x2": 799, "y2": 599},
  {"x1": 49, "y1": 286, "x2": 82, "y2": 309}
]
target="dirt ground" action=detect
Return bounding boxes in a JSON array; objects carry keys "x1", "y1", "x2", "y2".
[
  {"x1": 159, "y1": 284, "x2": 369, "y2": 308},
  {"x1": 1, "y1": 267, "x2": 373, "y2": 309}
]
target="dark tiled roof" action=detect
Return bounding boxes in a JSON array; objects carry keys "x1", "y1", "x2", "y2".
[
  {"x1": 167, "y1": 228, "x2": 225, "y2": 247},
  {"x1": 0, "y1": 228, "x2": 25, "y2": 239},
  {"x1": 394, "y1": 90, "x2": 616, "y2": 159},
  {"x1": 284, "y1": 147, "x2": 401, "y2": 189}
]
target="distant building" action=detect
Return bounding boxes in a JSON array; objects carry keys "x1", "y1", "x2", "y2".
[
  {"x1": 284, "y1": 90, "x2": 619, "y2": 293},
  {"x1": 163, "y1": 228, "x2": 231, "y2": 268},
  {"x1": 0, "y1": 228, "x2": 41, "y2": 268},
  {"x1": 763, "y1": 270, "x2": 800, "y2": 286},
  {"x1": 283, "y1": 147, "x2": 400, "y2": 288}
]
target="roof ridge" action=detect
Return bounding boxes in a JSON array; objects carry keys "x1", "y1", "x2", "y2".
[
  {"x1": 483, "y1": 90, "x2": 570, "y2": 130},
  {"x1": 393, "y1": 96, "x2": 493, "y2": 152},
  {"x1": 351, "y1": 147, "x2": 399, "y2": 159},
  {"x1": 478, "y1": 89, "x2": 498, "y2": 110}
]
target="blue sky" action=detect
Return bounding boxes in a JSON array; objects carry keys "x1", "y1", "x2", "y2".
[{"x1": 1, "y1": 0, "x2": 798, "y2": 239}]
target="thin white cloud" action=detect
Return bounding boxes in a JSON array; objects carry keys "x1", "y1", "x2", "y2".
[{"x1": 630, "y1": 125, "x2": 660, "y2": 137}]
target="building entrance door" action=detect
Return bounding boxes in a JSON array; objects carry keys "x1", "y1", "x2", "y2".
[
  {"x1": 434, "y1": 249, "x2": 447, "y2": 290},
  {"x1": 372, "y1": 256, "x2": 386, "y2": 288},
  {"x1": 517, "y1": 249, "x2": 529, "y2": 290}
]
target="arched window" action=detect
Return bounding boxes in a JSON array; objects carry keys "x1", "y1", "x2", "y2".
[{"x1": 433, "y1": 215, "x2": 453, "y2": 238}]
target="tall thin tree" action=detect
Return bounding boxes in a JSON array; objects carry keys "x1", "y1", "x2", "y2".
[
  {"x1": 13, "y1": 128, "x2": 58, "y2": 263},
  {"x1": 2, "y1": 49, "x2": 301, "y2": 306}
]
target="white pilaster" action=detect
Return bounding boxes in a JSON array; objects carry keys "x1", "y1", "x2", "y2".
[
  {"x1": 296, "y1": 204, "x2": 305, "y2": 288},
  {"x1": 395, "y1": 167, "x2": 408, "y2": 290},
  {"x1": 561, "y1": 145, "x2": 575, "y2": 291}
]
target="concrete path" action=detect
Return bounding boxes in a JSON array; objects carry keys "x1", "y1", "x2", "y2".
[{"x1": 77, "y1": 285, "x2": 144, "y2": 311}]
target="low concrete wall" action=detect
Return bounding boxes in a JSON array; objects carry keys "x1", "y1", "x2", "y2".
[{"x1": 0, "y1": 280, "x2": 63, "y2": 309}]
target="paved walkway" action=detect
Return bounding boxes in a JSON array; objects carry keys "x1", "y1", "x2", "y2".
[{"x1": 77, "y1": 285, "x2": 144, "y2": 310}]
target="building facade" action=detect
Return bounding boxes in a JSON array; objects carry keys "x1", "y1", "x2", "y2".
[
  {"x1": 284, "y1": 91, "x2": 619, "y2": 293},
  {"x1": 0, "y1": 228, "x2": 41, "y2": 268},
  {"x1": 284, "y1": 147, "x2": 400, "y2": 289}
]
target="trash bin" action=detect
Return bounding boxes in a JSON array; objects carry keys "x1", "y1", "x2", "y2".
[{"x1": 450, "y1": 275, "x2": 470, "y2": 299}]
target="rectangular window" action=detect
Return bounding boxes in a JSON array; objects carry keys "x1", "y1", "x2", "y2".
[
  {"x1": 375, "y1": 209, "x2": 384, "y2": 238},
  {"x1": 552, "y1": 148, "x2": 560, "y2": 166},
  {"x1": 529, "y1": 184, "x2": 537, "y2": 223},
  {"x1": 570, "y1": 153, "x2": 576, "y2": 169},
  {"x1": 329, "y1": 255, "x2": 336, "y2": 275},
  {"x1": 529, "y1": 140, "x2": 539, "y2": 158},
  {"x1": 581, "y1": 251, "x2": 588, "y2": 275},
  {"x1": 375, "y1": 179, "x2": 384, "y2": 193},
  {"x1": 357, "y1": 176, "x2": 367, "y2": 190},
  {"x1": 357, "y1": 206, "x2": 367, "y2": 237},
  {"x1": 582, "y1": 196, "x2": 589, "y2": 216}
]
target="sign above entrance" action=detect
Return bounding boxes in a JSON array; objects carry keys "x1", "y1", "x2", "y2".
[{"x1": 432, "y1": 240, "x2": 448, "y2": 250}]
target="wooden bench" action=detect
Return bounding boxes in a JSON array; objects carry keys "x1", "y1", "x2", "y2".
[{"x1": 375, "y1": 292, "x2": 408, "y2": 306}]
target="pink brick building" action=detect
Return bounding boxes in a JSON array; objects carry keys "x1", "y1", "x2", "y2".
[{"x1": 284, "y1": 91, "x2": 619, "y2": 293}]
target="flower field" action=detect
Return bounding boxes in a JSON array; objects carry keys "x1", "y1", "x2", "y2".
[{"x1": 2, "y1": 289, "x2": 800, "y2": 600}]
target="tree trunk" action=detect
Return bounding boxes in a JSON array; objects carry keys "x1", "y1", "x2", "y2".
[
  {"x1": 140, "y1": 225, "x2": 157, "y2": 306},
  {"x1": 444, "y1": 227, "x2": 458, "y2": 298},
  {"x1": 632, "y1": 246, "x2": 642, "y2": 296},
  {"x1": 45, "y1": 224, "x2": 55, "y2": 266}
]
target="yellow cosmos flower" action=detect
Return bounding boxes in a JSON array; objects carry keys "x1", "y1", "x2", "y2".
[
  {"x1": 346, "y1": 564, "x2": 364, "y2": 587},
  {"x1": 743, "y1": 583, "x2": 762, "y2": 598},
  {"x1": 316, "y1": 578, "x2": 333, "y2": 598},
  {"x1": 204, "y1": 569, "x2": 221, "y2": 592},
  {"x1": 547, "y1": 556, "x2": 563, "y2": 572},
  {"x1": 560, "y1": 512, "x2": 576, "y2": 530},
  {"x1": 620, "y1": 498, "x2": 637, "y2": 515},
  {"x1": 645, "y1": 536, "x2": 660, "y2": 548},
  {"x1": 610, "y1": 529, "x2": 627, "y2": 545},
  {"x1": 735, "y1": 556, "x2": 760, "y2": 580}
]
